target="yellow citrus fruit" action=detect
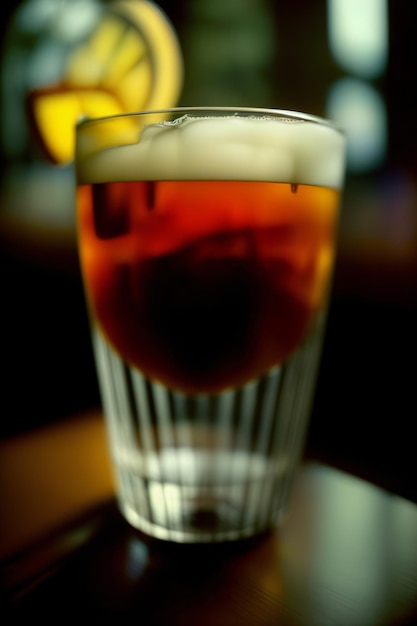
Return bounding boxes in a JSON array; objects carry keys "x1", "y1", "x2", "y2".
[{"x1": 26, "y1": 0, "x2": 183, "y2": 165}]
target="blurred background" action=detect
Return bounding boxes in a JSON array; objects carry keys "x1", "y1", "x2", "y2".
[{"x1": 1, "y1": 0, "x2": 416, "y2": 501}]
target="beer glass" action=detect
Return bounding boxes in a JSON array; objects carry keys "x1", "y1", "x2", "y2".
[{"x1": 75, "y1": 107, "x2": 345, "y2": 542}]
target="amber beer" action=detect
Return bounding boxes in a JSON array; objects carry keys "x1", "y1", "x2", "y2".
[{"x1": 78, "y1": 178, "x2": 339, "y2": 393}]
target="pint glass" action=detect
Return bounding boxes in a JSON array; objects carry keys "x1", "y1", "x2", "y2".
[{"x1": 76, "y1": 108, "x2": 345, "y2": 542}]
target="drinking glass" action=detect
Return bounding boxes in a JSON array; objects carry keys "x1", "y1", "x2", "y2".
[{"x1": 75, "y1": 107, "x2": 345, "y2": 542}]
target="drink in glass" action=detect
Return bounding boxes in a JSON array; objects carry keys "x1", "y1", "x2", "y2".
[{"x1": 76, "y1": 108, "x2": 345, "y2": 542}]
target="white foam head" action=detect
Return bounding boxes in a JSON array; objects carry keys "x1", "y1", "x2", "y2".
[{"x1": 77, "y1": 114, "x2": 345, "y2": 189}]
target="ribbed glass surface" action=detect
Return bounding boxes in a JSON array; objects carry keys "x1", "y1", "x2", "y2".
[{"x1": 92, "y1": 317, "x2": 323, "y2": 543}]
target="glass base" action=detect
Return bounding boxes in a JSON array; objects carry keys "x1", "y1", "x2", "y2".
[{"x1": 115, "y1": 447, "x2": 289, "y2": 542}]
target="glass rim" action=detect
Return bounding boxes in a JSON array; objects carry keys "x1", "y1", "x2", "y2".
[{"x1": 76, "y1": 106, "x2": 344, "y2": 134}]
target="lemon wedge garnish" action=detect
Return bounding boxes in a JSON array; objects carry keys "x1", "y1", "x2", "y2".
[{"x1": 26, "y1": 0, "x2": 183, "y2": 165}]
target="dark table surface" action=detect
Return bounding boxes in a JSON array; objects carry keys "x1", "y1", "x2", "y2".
[{"x1": 1, "y1": 412, "x2": 416, "y2": 625}]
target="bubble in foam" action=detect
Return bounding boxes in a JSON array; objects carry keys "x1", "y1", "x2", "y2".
[
  {"x1": 159, "y1": 114, "x2": 190, "y2": 127},
  {"x1": 246, "y1": 115, "x2": 305, "y2": 124}
]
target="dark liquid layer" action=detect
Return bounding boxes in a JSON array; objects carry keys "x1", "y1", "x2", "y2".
[{"x1": 78, "y1": 180, "x2": 339, "y2": 393}]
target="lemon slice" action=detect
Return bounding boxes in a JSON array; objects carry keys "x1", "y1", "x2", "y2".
[
  {"x1": 26, "y1": 0, "x2": 183, "y2": 165},
  {"x1": 111, "y1": 1, "x2": 182, "y2": 112},
  {"x1": 27, "y1": 86, "x2": 126, "y2": 165}
]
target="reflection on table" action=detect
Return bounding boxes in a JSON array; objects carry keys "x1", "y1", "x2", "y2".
[{"x1": 1, "y1": 411, "x2": 416, "y2": 625}]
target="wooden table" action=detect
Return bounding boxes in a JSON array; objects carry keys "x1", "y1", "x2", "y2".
[{"x1": 1, "y1": 411, "x2": 417, "y2": 625}]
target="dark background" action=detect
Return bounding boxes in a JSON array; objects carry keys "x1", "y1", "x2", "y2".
[{"x1": 1, "y1": 1, "x2": 416, "y2": 502}]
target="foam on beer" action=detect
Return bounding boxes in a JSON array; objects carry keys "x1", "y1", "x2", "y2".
[{"x1": 77, "y1": 115, "x2": 345, "y2": 189}]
